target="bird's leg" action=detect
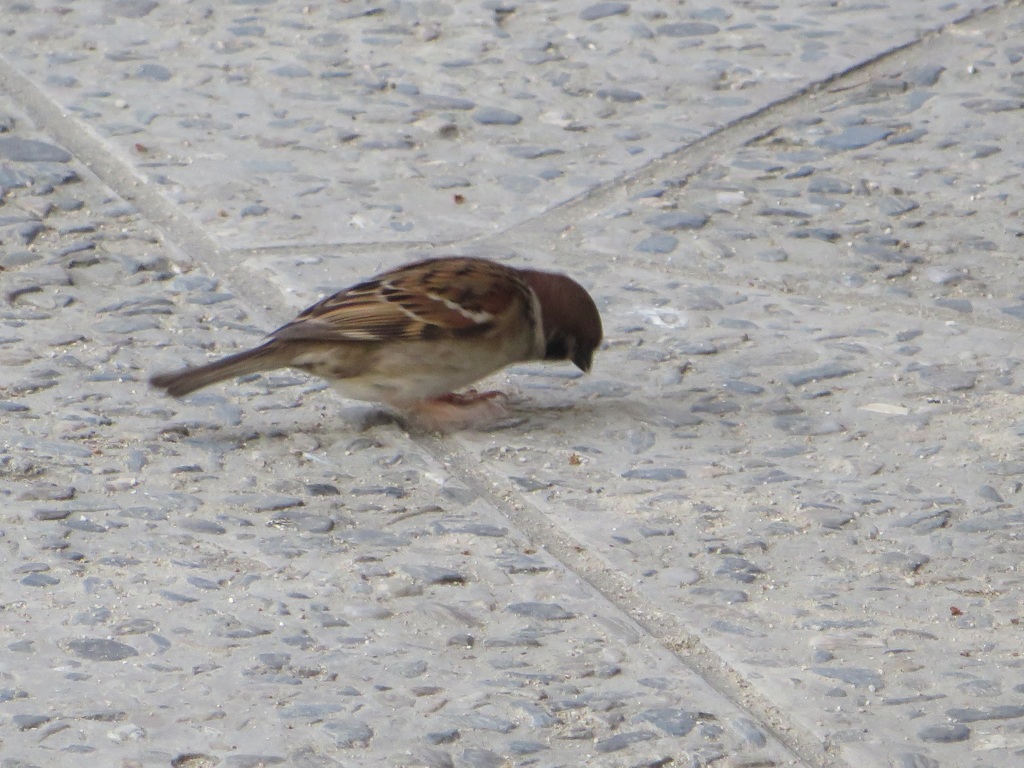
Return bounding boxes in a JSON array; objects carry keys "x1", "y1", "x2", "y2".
[{"x1": 408, "y1": 390, "x2": 511, "y2": 431}]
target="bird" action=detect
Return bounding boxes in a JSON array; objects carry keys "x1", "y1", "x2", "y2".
[{"x1": 149, "y1": 256, "x2": 603, "y2": 430}]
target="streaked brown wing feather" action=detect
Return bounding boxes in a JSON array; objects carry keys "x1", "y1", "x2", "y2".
[{"x1": 269, "y1": 257, "x2": 531, "y2": 344}]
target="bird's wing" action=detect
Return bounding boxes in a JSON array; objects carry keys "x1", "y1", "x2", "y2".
[{"x1": 269, "y1": 257, "x2": 536, "y2": 343}]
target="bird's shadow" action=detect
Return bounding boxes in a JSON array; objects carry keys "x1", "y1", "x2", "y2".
[{"x1": 154, "y1": 391, "x2": 679, "y2": 450}]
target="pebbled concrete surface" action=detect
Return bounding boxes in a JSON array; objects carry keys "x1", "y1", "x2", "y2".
[
  {"x1": 2, "y1": 1, "x2": 1024, "y2": 767},
  {"x1": 0, "y1": 0, "x2": 999, "y2": 248}
]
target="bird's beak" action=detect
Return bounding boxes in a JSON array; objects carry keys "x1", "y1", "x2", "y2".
[{"x1": 572, "y1": 348, "x2": 593, "y2": 373}]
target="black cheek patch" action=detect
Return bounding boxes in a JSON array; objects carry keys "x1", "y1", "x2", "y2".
[{"x1": 544, "y1": 333, "x2": 571, "y2": 361}]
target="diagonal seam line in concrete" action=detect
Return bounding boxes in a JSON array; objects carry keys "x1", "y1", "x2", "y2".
[
  {"x1": 490, "y1": 2, "x2": 1009, "y2": 239},
  {"x1": 0, "y1": 1, "x2": 996, "y2": 270},
  {"x1": 224, "y1": 2, "x2": 1008, "y2": 262},
  {"x1": 0, "y1": 52, "x2": 289, "y2": 328},
  {"x1": 484, "y1": 0, "x2": 1009, "y2": 251},
  {"x1": 419, "y1": 433, "x2": 842, "y2": 768}
]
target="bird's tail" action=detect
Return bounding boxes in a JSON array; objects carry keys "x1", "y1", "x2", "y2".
[{"x1": 149, "y1": 344, "x2": 280, "y2": 398}]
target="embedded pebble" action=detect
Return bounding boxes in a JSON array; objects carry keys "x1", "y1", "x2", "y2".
[
  {"x1": 223, "y1": 494, "x2": 304, "y2": 512},
  {"x1": 594, "y1": 730, "x2": 658, "y2": 752},
  {"x1": 730, "y1": 717, "x2": 768, "y2": 748},
  {"x1": 580, "y1": 2, "x2": 630, "y2": 21},
  {"x1": 811, "y1": 667, "x2": 884, "y2": 689},
  {"x1": 473, "y1": 107, "x2": 523, "y2": 126},
  {"x1": 892, "y1": 509, "x2": 951, "y2": 534},
  {"x1": 0, "y1": 137, "x2": 72, "y2": 162},
  {"x1": 13, "y1": 714, "x2": 51, "y2": 731},
  {"x1": 401, "y1": 565, "x2": 467, "y2": 585},
  {"x1": 636, "y1": 708, "x2": 696, "y2": 736},
  {"x1": 787, "y1": 363, "x2": 859, "y2": 387},
  {"x1": 947, "y1": 705, "x2": 1024, "y2": 722},
  {"x1": 324, "y1": 719, "x2": 374, "y2": 747},
  {"x1": 917, "y1": 367, "x2": 977, "y2": 392},
  {"x1": 658, "y1": 22, "x2": 719, "y2": 37},
  {"x1": 622, "y1": 467, "x2": 686, "y2": 481},
  {"x1": 178, "y1": 518, "x2": 227, "y2": 535},
  {"x1": 21, "y1": 573, "x2": 60, "y2": 587},
  {"x1": 507, "y1": 602, "x2": 575, "y2": 620},
  {"x1": 461, "y1": 748, "x2": 504, "y2": 768},
  {"x1": 918, "y1": 723, "x2": 970, "y2": 743},
  {"x1": 773, "y1": 416, "x2": 845, "y2": 435},
  {"x1": 817, "y1": 125, "x2": 893, "y2": 150},
  {"x1": 64, "y1": 638, "x2": 139, "y2": 661},
  {"x1": 635, "y1": 234, "x2": 678, "y2": 254},
  {"x1": 644, "y1": 211, "x2": 709, "y2": 231},
  {"x1": 935, "y1": 298, "x2": 972, "y2": 313},
  {"x1": 597, "y1": 87, "x2": 644, "y2": 103}
]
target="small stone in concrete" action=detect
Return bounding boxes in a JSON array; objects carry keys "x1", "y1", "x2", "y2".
[
  {"x1": 808, "y1": 177, "x2": 853, "y2": 194},
  {"x1": 657, "y1": 22, "x2": 719, "y2": 37},
  {"x1": 935, "y1": 298, "x2": 972, "y2": 313},
  {"x1": 644, "y1": 211, "x2": 709, "y2": 231},
  {"x1": 178, "y1": 518, "x2": 227, "y2": 535},
  {"x1": 425, "y1": 728, "x2": 460, "y2": 745},
  {"x1": 21, "y1": 573, "x2": 60, "y2": 587},
  {"x1": 917, "y1": 723, "x2": 970, "y2": 742},
  {"x1": 508, "y1": 739, "x2": 546, "y2": 755},
  {"x1": 716, "y1": 557, "x2": 763, "y2": 583},
  {"x1": 64, "y1": 638, "x2": 139, "y2": 661},
  {"x1": 135, "y1": 64, "x2": 171, "y2": 81},
  {"x1": 773, "y1": 416, "x2": 844, "y2": 435},
  {"x1": 730, "y1": 716, "x2": 768, "y2": 747},
  {"x1": 580, "y1": 2, "x2": 630, "y2": 21},
  {"x1": 594, "y1": 730, "x2": 658, "y2": 752},
  {"x1": 13, "y1": 714, "x2": 51, "y2": 731},
  {"x1": 0, "y1": 137, "x2": 72, "y2": 162},
  {"x1": 636, "y1": 707, "x2": 695, "y2": 736},
  {"x1": 817, "y1": 125, "x2": 893, "y2": 150},
  {"x1": 461, "y1": 748, "x2": 504, "y2": 768},
  {"x1": 917, "y1": 367, "x2": 976, "y2": 392},
  {"x1": 402, "y1": 565, "x2": 466, "y2": 585},
  {"x1": 635, "y1": 234, "x2": 678, "y2": 254},
  {"x1": 878, "y1": 196, "x2": 919, "y2": 216},
  {"x1": 811, "y1": 667, "x2": 884, "y2": 689},
  {"x1": 457, "y1": 713, "x2": 516, "y2": 733},
  {"x1": 271, "y1": 65, "x2": 311, "y2": 78},
  {"x1": 473, "y1": 107, "x2": 523, "y2": 126},
  {"x1": 789, "y1": 227, "x2": 841, "y2": 242},
  {"x1": 507, "y1": 602, "x2": 574, "y2": 620},
  {"x1": 756, "y1": 248, "x2": 788, "y2": 262},
  {"x1": 622, "y1": 467, "x2": 686, "y2": 481},
  {"x1": 108, "y1": 0, "x2": 158, "y2": 18},
  {"x1": 947, "y1": 705, "x2": 1024, "y2": 722},
  {"x1": 596, "y1": 87, "x2": 644, "y2": 103},
  {"x1": 787, "y1": 363, "x2": 859, "y2": 387},
  {"x1": 892, "y1": 509, "x2": 950, "y2": 534},
  {"x1": 894, "y1": 754, "x2": 939, "y2": 768}
]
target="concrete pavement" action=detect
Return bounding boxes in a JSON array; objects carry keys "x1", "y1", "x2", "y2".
[{"x1": 2, "y1": 1, "x2": 1023, "y2": 766}]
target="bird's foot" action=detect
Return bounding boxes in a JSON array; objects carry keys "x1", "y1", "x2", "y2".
[
  {"x1": 434, "y1": 389, "x2": 509, "y2": 406},
  {"x1": 408, "y1": 390, "x2": 514, "y2": 431}
]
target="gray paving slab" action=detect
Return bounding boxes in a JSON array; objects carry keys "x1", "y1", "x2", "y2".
[
  {"x1": 0, "y1": 0, "x2": 997, "y2": 249},
  {"x1": 0, "y1": 96, "x2": 802, "y2": 767},
  {"x1": 3, "y1": 1, "x2": 1024, "y2": 768}
]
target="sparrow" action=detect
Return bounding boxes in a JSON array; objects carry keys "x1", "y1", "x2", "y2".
[{"x1": 149, "y1": 256, "x2": 603, "y2": 429}]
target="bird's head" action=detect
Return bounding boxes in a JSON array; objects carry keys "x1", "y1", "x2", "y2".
[{"x1": 519, "y1": 269, "x2": 603, "y2": 372}]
